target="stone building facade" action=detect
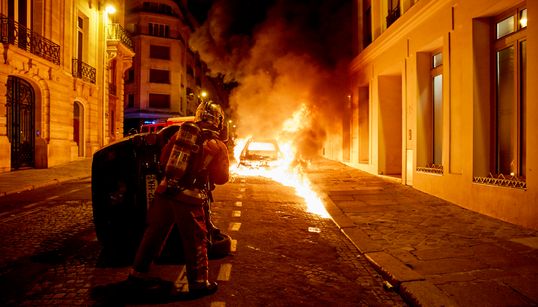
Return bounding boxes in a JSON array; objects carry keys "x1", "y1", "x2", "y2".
[
  {"x1": 0, "y1": 0, "x2": 134, "y2": 172},
  {"x1": 349, "y1": 0, "x2": 537, "y2": 229}
]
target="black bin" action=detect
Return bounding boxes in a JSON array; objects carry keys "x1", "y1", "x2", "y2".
[{"x1": 91, "y1": 127, "x2": 179, "y2": 264}]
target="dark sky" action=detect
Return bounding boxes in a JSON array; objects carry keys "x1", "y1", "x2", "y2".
[
  {"x1": 186, "y1": 0, "x2": 353, "y2": 156},
  {"x1": 188, "y1": 0, "x2": 275, "y2": 35}
]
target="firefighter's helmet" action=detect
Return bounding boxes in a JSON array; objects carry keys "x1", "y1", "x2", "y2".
[{"x1": 195, "y1": 101, "x2": 224, "y2": 131}]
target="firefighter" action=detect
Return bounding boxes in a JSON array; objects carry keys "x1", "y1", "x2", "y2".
[{"x1": 126, "y1": 101, "x2": 229, "y2": 299}]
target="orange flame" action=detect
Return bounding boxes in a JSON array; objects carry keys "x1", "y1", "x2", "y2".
[{"x1": 230, "y1": 104, "x2": 329, "y2": 218}]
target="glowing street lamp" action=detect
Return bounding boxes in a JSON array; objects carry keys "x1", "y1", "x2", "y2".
[{"x1": 105, "y1": 5, "x2": 116, "y2": 15}]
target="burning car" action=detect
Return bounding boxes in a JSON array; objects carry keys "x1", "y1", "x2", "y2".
[{"x1": 238, "y1": 138, "x2": 282, "y2": 169}]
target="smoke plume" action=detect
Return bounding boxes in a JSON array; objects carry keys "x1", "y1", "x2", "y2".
[{"x1": 189, "y1": 0, "x2": 352, "y2": 158}]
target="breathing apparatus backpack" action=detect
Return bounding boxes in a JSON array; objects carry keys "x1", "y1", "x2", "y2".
[{"x1": 164, "y1": 122, "x2": 203, "y2": 184}]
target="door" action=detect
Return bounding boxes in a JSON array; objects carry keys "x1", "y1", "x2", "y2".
[{"x1": 6, "y1": 76, "x2": 35, "y2": 169}]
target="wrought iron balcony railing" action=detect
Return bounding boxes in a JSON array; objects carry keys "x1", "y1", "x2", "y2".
[
  {"x1": 107, "y1": 23, "x2": 134, "y2": 52},
  {"x1": 72, "y1": 58, "x2": 96, "y2": 84},
  {"x1": 0, "y1": 16, "x2": 60, "y2": 65}
]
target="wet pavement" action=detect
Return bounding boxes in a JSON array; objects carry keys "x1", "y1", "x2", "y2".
[{"x1": 1, "y1": 157, "x2": 537, "y2": 306}]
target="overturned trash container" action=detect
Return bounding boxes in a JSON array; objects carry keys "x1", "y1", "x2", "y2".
[{"x1": 91, "y1": 125, "x2": 231, "y2": 266}]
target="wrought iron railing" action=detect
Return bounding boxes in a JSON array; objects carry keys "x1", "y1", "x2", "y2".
[
  {"x1": 386, "y1": 3, "x2": 401, "y2": 27},
  {"x1": 417, "y1": 164, "x2": 443, "y2": 174},
  {"x1": 107, "y1": 23, "x2": 134, "y2": 51},
  {"x1": 0, "y1": 16, "x2": 60, "y2": 65},
  {"x1": 72, "y1": 58, "x2": 96, "y2": 84},
  {"x1": 473, "y1": 174, "x2": 527, "y2": 189}
]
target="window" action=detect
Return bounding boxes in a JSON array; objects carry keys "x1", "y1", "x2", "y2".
[
  {"x1": 432, "y1": 52, "x2": 443, "y2": 167},
  {"x1": 149, "y1": 69, "x2": 170, "y2": 84},
  {"x1": 76, "y1": 15, "x2": 87, "y2": 62},
  {"x1": 148, "y1": 23, "x2": 169, "y2": 37},
  {"x1": 494, "y1": 7, "x2": 526, "y2": 179},
  {"x1": 149, "y1": 94, "x2": 170, "y2": 109},
  {"x1": 150, "y1": 45, "x2": 170, "y2": 60},
  {"x1": 416, "y1": 51, "x2": 443, "y2": 174},
  {"x1": 358, "y1": 86, "x2": 370, "y2": 163}
]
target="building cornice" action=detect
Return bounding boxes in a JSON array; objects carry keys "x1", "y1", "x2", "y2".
[{"x1": 350, "y1": 0, "x2": 454, "y2": 72}]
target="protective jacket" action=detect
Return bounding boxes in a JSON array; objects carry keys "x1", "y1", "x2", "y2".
[{"x1": 156, "y1": 123, "x2": 229, "y2": 202}]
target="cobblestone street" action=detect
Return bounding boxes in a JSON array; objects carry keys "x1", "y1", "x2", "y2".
[{"x1": 0, "y1": 174, "x2": 404, "y2": 306}]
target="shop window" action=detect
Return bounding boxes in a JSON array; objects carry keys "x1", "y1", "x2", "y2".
[
  {"x1": 472, "y1": 6, "x2": 527, "y2": 189},
  {"x1": 494, "y1": 8, "x2": 526, "y2": 179},
  {"x1": 416, "y1": 50, "x2": 443, "y2": 174}
]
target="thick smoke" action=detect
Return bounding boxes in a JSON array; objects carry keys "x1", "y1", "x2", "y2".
[{"x1": 189, "y1": 0, "x2": 352, "y2": 158}]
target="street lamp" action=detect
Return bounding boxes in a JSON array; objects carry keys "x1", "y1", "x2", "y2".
[{"x1": 105, "y1": 5, "x2": 116, "y2": 15}]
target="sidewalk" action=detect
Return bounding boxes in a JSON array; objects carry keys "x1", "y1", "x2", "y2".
[
  {"x1": 1, "y1": 157, "x2": 537, "y2": 306},
  {"x1": 306, "y1": 158, "x2": 538, "y2": 307},
  {"x1": 0, "y1": 158, "x2": 92, "y2": 197}
]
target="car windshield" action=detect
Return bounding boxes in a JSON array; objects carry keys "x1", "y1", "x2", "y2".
[{"x1": 243, "y1": 141, "x2": 278, "y2": 160}]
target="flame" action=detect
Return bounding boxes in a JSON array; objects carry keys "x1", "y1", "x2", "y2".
[{"x1": 230, "y1": 105, "x2": 329, "y2": 218}]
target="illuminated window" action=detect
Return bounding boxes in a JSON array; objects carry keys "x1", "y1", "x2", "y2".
[
  {"x1": 493, "y1": 6, "x2": 527, "y2": 179},
  {"x1": 431, "y1": 52, "x2": 443, "y2": 166},
  {"x1": 416, "y1": 50, "x2": 443, "y2": 174}
]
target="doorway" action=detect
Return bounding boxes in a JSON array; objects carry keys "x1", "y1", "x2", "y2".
[{"x1": 6, "y1": 76, "x2": 35, "y2": 169}]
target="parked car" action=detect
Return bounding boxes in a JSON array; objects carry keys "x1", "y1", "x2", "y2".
[
  {"x1": 238, "y1": 138, "x2": 282, "y2": 169},
  {"x1": 91, "y1": 124, "x2": 230, "y2": 265}
]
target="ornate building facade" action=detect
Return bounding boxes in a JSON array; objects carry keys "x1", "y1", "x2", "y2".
[
  {"x1": 349, "y1": 0, "x2": 537, "y2": 229},
  {"x1": 0, "y1": 0, "x2": 134, "y2": 172}
]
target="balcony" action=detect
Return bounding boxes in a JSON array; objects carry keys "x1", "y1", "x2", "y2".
[
  {"x1": 0, "y1": 15, "x2": 60, "y2": 65},
  {"x1": 107, "y1": 23, "x2": 134, "y2": 52},
  {"x1": 72, "y1": 58, "x2": 96, "y2": 84}
]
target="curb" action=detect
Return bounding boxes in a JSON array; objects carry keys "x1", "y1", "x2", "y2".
[{"x1": 0, "y1": 176, "x2": 91, "y2": 198}]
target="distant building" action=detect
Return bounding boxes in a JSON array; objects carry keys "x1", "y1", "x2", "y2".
[
  {"x1": 349, "y1": 0, "x2": 537, "y2": 229},
  {"x1": 123, "y1": 0, "x2": 227, "y2": 133},
  {"x1": 0, "y1": 0, "x2": 134, "y2": 172}
]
